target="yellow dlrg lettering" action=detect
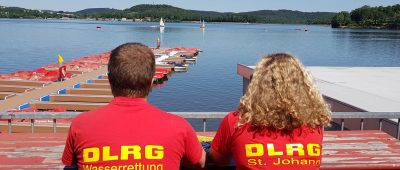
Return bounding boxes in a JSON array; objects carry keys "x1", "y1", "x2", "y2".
[
  {"x1": 245, "y1": 144, "x2": 264, "y2": 157},
  {"x1": 286, "y1": 144, "x2": 305, "y2": 156},
  {"x1": 121, "y1": 145, "x2": 141, "y2": 160},
  {"x1": 82, "y1": 145, "x2": 165, "y2": 162},
  {"x1": 145, "y1": 145, "x2": 164, "y2": 159},
  {"x1": 266, "y1": 144, "x2": 283, "y2": 156},
  {"x1": 83, "y1": 147, "x2": 100, "y2": 163},
  {"x1": 307, "y1": 143, "x2": 320, "y2": 156},
  {"x1": 102, "y1": 146, "x2": 119, "y2": 161}
]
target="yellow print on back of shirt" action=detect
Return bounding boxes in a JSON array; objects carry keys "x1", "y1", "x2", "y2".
[
  {"x1": 245, "y1": 143, "x2": 321, "y2": 166},
  {"x1": 82, "y1": 163, "x2": 164, "y2": 170},
  {"x1": 83, "y1": 145, "x2": 164, "y2": 163}
]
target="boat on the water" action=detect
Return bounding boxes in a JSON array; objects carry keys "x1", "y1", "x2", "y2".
[
  {"x1": 155, "y1": 53, "x2": 189, "y2": 72},
  {"x1": 160, "y1": 18, "x2": 165, "y2": 27},
  {"x1": 200, "y1": 20, "x2": 206, "y2": 29},
  {"x1": 168, "y1": 62, "x2": 189, "y2": 72}
]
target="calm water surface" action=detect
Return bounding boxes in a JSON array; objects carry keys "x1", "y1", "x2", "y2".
[{"x1": 1, "y1": 19, "x2": 400, "y2": 116}]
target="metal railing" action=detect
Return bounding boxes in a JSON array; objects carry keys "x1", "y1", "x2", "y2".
[{"x1": 1, "y1": 112, "x2": 400, "y2": 139}]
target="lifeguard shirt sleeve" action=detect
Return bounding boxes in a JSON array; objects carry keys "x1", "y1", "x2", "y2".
[
  {"x1": 211, "y1": 113, "x2": 232, "y2": 157},
  {"x1": 62, "y1": 123, "x2": 77, "y2": 166},
  {"x1": 183, "y1": 122, "x2": 203, "y2": 164}
]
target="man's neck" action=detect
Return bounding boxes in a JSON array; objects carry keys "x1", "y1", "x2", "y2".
[{"x1": 114, "y1": 96, "x2": 147, "y2": 101}]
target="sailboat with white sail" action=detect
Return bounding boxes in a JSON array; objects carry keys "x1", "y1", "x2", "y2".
[
  {"x1": 200, "y1": 20, "x2": 206, "y2": 29},
  {"x1": 160, "y1": 18, "x2": 165, "y2": 27}
]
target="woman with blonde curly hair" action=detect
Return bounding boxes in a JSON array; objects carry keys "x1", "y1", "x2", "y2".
[{"x1": 210, "y1": 53, "x2": 331, "y2": 170}]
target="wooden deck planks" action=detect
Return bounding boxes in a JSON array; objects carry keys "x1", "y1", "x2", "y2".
[
  {"x1": 0, "y1": 79, "x2": 48, "y2": 87},
  {"x1": 0, "y1": 131, "x2": 399, "y2": 169},
  {"x1": 80, "y1": 83, "x2": 110, "y2": 89},
  {"x1": 0, "y1": 133, "x2": 66, "y2": 169},
  {"x1": 91, "y1": 79, "x2": 109, "y2": 84},
  {"x1": 0, "y1": 92, "x2": 16, "y2": 100},
  {"x1": 0, "y1": 67, "x2": 107, "y2": 111},
  {"x1": 50, "y1": 94, "x2": 113, "y2": 103},
  {"x1": 0, "y1": 85, "x2": 35, "y2": 93},
  {"x1": 30, "y1": 101, "x2": 107, "y2": 111},
  {"x1": 66, "y1": 88, "x2": 112, "y2": 95}
]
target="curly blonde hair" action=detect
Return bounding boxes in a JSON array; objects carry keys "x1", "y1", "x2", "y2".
[{"x1": 238, "y1": 53, "x2": 331, "y2": 131}]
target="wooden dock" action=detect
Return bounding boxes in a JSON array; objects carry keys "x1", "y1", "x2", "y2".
[
  {"x1": 0, "y1": 47, "x2": 201, "y2": 112},
  {"x1": 0, "y1": 131, "x2": 399, "y2": 169},
  {"x1": 0, "y1": 67, "x2": 108, "y2": 112}
]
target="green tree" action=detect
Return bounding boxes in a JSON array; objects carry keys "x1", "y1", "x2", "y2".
[
  {"x1": 333, "y1": 4, "x2": 400, "y2": 29},
  {"x1": 331, "y1": 11, "x2": 352, "y2": 28}
]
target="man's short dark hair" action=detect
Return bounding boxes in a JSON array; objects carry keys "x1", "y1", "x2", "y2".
[{"x1": 108, "y1": 43, "x2": 155, "y2": 97}]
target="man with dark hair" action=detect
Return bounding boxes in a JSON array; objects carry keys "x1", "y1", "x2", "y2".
[{"x1": 62, "y1": 43, "x2": 205, "y2": 169}]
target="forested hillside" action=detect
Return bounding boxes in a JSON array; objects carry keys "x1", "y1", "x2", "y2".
[
  {"x1": 0, "y1": 4, "x2": 336, "y2": 24},
  {"x1": 331, "y1": 4, "x2": 400, "y2": 29}
]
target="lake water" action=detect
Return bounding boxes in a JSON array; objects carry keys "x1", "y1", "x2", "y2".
[{"x1": 1, "y1": 19, "x2": 400, "y2": 125}]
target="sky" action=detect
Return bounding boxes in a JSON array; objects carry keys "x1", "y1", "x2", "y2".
[{"x1": 0, "y1": 0, "x2": 399, "y2": 13}]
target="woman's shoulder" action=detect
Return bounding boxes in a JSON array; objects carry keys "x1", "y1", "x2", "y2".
[
  {"x1": 226, "y1": 111, "x2": 239, "y2": 118},
  {"x1": 291, "y1": 125, "x2": 323, "y2": 139},
  {"x1": 298, "y1": 125, "x2": 323, "y2": 133},
  {"x1": 224, "y1": 111, "x2": 240, "y2": 124}
]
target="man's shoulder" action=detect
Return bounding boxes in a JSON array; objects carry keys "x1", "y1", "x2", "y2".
[
  {"x1": 144, "y1": 104, "x2": 181, "y2": 119},
  {"x1": 155, "y1": 110, "x2": 188, "y2": 124},
  {"x1": 72, "y1": 104, "x2": 111, "y2": 123},
  {"x1": 146, "y1": 107, "x2": 192, "y2": 128}
]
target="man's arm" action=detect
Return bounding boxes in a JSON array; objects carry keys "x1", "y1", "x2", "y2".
[
  {"x1": 62, "y1": 123, "x2": 77, "y2": 166},
  {"x1": 181, "y1": 150, "x2": 206, "y2": 169},
  {"x1": 181, "y1": 121, "x2": 206, "y2": 169}
]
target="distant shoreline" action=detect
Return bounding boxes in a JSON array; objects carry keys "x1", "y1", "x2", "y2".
[
  {"x1": 6, "y1": 17, "x2": 399, "y2": 29},
  {"x1": 7, "y1": 18, "x2": 398, "y2": 29},
  {"x1": 0, "y1": 17, "x2": 332, "y2": 27},
  {"x1": 334, "y1": 25, "x2": 400, "y2": 30},
  {"x1": 0, "y1": 4, "x2": 335, "y2": 26}
]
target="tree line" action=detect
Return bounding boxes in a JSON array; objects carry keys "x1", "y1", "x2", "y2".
[
  {"x1": 0, "y1": 6, "x2": 62, "y2": 19},
  {"x1": 4, "y1": 3, "x2": 400, "y2": 29},
  {"x1": 80, "y1": 5, "x2": 335, "y2": 24},
  {"x1": 331, "y1": 4, "x2": 400, "y2": 29},
  {"x1": 1, "y1": 4, "x2": 336, "y2": 24}
]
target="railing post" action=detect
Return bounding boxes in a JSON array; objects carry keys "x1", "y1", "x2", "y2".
[
  {"x1": 31, "y1": 119, "x2": 35, "y2": 134},
  {"x1": 8, "y1": 119, "x2": 12, "y2": 134},
  {"x1": 379, "y1": 119, "x2": 383, "y2": 131},
  {"x1": 53, "y1": 119, "x2": 57, "y2": 133},
  {"x1": 360, "y1": 119, "x2": 364, "y2": 131},
  {"x1": 341, "y1": 119, "x2": 345, "y2": 131},
  {"x1": 203, "y1": 119, "x2": 207, "y2": 132},
  {"x1": 397, "y1": 118, "x2": 400, "y2": 140}
]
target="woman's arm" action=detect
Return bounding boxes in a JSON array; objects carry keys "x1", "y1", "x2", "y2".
[
  {"x1": 209, "y1": 113, "x2": 234, "y2": 166},
  {"x1": 209, "y1": 147, "x2": 232, "y2": 166}
]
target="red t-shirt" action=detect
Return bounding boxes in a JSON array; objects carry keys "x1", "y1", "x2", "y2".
[
  {"x1": 62, "y1": 97, "x2": 203, "y2": 169},
  {"x1": 212, "y1": 112, "x2": 323, "y2": 170}
]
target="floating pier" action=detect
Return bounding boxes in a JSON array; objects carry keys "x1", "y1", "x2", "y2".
[{"x1": 0, "y1": 47, "x2": 201, "y2": 113}]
